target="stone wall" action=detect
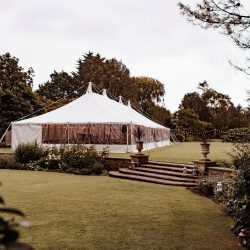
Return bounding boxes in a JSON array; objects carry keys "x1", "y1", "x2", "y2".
[
  {"x1": 207, "y1": 167, "x2": 234, "y2": 178},
  {"x1": 193, "y1": 159, "x2": 235, "y2": 178},
  {"x1": 104, "y1": 157, "x2": 131, "y2": 171}
]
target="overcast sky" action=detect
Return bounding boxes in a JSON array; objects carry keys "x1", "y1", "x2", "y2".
[{"x1": 0, "y1": 0, "x2": 249, "y2": 112}]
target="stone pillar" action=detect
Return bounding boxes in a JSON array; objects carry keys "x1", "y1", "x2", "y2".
[
  {"x1": 193, "y1": 159, "x2": 216, "y2": 175},
  {"x1": 130, "y1": 154, "x2": 149, "y2": 168}
]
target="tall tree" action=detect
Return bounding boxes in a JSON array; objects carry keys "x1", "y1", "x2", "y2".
[
  {"x1": 173, "y1": 108, "x2": 212, "y2": 132},
  {"x1": 147, "y1": 105, "x2": 172, "y2": 127},
  {"x1": 178, "y1": 0, "x2": 250, "y2": 74},
  {"x1": 37, "y1": 71, "x2": 75, "y2": 101},
  {"x1": 73, "y1": 52, "x2": 133, "y2": 99},
  {"x1": 178, "y1": 81, "x2": 248, "y2": 130},
  {"x1": 132, "y1": 76, "x2": 165, "y2": 113},
  {"x1": 0, "y1": 53, "x2": 44, "y2": 135},
  {"x1": 180, "y1": 91, "x2": 212, "y2": 122},
  {"x1": 37, "y1": 52, "x2": 134, "y2": 101}
]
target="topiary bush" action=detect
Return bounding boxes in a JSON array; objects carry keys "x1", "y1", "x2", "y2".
[{"x1": 14, "y1": 142, "x2": 45, "y2": 164}]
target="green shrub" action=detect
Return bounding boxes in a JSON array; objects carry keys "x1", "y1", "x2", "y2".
[
  {"x1": 228, "y1": 128, "x2": 250, "y2": 142},
  {"x1": 214, "y1": 177, "x2": 234, "y2": 203},
  {"x1": 38, "y1": 145, "x2": 109, "y2": 175},
  {"x1": 5, "y1": 143, "x2": 109, "y2": 176},
  {"x1": 39, "y1": 146, "x2": 61, "y2": 170},
  {"x1": 220, "y1": 134, "x2": 229, "y2": 142},
  {"x1": 90, "y1": 162, "x2": 104, "y2": 175},
  {"x1": 0, "y1": 154, "x2": 15, "y2": 169},
  {"x1": 14, "y1": 142, "x2": 44, "y2": 164},
  {"x1": 175, "y1": 134, "x2": 185, "y2": 142},
  {"x1": 60, "y1": 145, "x2": 108, "y2": 175},
  {"x1": 196, "y1": 177, "x2": 218, "y2": 197}
]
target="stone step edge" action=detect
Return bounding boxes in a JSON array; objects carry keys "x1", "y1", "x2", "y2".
[
  {"x1": 138, "y1": 167, "x2": 197, "y2": 179},
  {"x1": 109, "y1": 171, "x2": 196, "y2": 187},
  {"x1": 119, "y1": 168, "x2": 197, "y2": 183},
  {"x1": 142, "y1": 164, "x2": 194, "y2": 173},
  {"x1": 148, "y1": 161, "x2": 195, "y2": 168}
]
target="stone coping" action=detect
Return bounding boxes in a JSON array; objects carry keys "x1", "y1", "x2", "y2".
[{"x1": 208, "y1": 166, "x2": 234, "y2": 172}]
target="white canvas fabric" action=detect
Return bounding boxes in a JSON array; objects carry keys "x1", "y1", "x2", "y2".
[
  {"x1": 13, "y1": 91, "x2": 165, "y2": 128},
  {"x1": 12, "y1": 124, "x2": 42, "y2": 149},
  {"x1": 11, "y1": 85, "x2": 170, "y2": 151}
]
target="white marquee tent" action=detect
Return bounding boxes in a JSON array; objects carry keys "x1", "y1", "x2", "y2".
[{"x1": 11, "y1": 83, "x2": 171, "y2": 152}]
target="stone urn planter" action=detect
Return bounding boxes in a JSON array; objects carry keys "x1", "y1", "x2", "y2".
[
  {"x1": 200, "y1": 142, "x2": 210, "y2": 160},
  {"x1": 136, "y1": 141, "x2": 143, "y2": 154},
  {"x1": 133, "y1": 126, "x2": 146, "y2": 154}
]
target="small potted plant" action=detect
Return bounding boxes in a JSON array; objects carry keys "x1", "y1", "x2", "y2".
[{"x1": 133, "y1": 126, "x2": 146, "y2": 154}]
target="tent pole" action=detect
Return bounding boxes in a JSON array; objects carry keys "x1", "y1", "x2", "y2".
[
  {"x1": 0, "y1": 123, "x2": 11, "y2": 144},
  {"x1": 130, "y1": 123, "x2": 133, "y2": 153},
  {"x1": 126, "y1": 124, "x2": 129, "y2": 153},
  {"x1": 67, "y1": 123, "x2": 69, "y2": 144}
]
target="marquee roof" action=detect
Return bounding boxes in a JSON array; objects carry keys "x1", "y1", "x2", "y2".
[{"x1": 12, "y1": 83, "x2": 167, "y2": 129}]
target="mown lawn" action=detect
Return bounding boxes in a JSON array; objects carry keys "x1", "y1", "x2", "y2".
[
  {"x1": 0, "y1": 170, "x2": 239, "y2": 250},
  {"x1": 111, "y1": 142, "x2": 234, "y2": 163},
  {"x1": 0, "y1": 142, "x2": 234, "y2": 164}
]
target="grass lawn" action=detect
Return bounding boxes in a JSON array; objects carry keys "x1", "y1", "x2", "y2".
[
  {"x1": 111, "y1": 142, "x2": 234, "y2": 163},
  {"x1": 0, "y1": 147, "x2": 12, "y2": 153},
  {"x1": 0, "y1": 142, "x2": 234, "y2": 164},
  {"x1": 0, "y1": 170, "x2": 239, "y2": 250}
]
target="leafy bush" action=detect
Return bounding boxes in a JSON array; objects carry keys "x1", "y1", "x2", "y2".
[
  {"x1": 229, "y1": 143, "x2": 250, "y2": 237},
  {"x1": 196, "y1": 177, "x2": 218, "y2": 197},
  {"x1": 195, "y1": 176, "x2": 233, "y2": 202},
  {"x1": 175, "y1": 134, "x2": 185, "y2": 142},
  {"x1": 220, "y1": 134, "x2": 228, "y2": 142},
  {"x1": 0, "y1": 154, "x2": 15, "y2": 169},
  {"x1": 14, "y1": 142, "x2": 45, "y2": 164},
  {"x1": 60, "y1": 145, "x2": 107, "y2": 175},
  {"x1": 214, "y1": 177, "x2": 234, "y2": 203},
  {"x1": 228, "y1": 128, "x2": 250, "y2": 142},
  {"x1": 61, "y1": 145, "x2": 98, "y2": 169},
  {"x1": 4, "y1": 143, "x2": 109, "y2": 175},
  {"x1": 39, "y1": 146, "x2": 62, "y2": 170}
]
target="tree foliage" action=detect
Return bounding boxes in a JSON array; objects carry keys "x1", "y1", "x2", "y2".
[
  {"x1": 132, "y1": 76, "x2": 165, "y2": 113},
  {"x1": 73, "y1": 52, "x2": 133, "y2": 99},
  {"x1": 0, "y1": 53, "x2": 44, "y2": 135},
  {"x1": 180, "y1": 91, "x2": 211, "y2": 122},
  {"x1": 178, "y1": 0, "x2": 250, "y2": 74},
  {"x1": 37, "y1": 71, "x2": 74, "y2": 102},
  {"x1": 173, "y1": 108, "x2": 212, "y2": 132},
  {"x1": 147, "y1": 105, "x2": 172, "y2": 127},
  {"x1": 178, "y1": 0, "x2": 250, "y2": 49},
  {"x1": 178, "y1": 81, "x2": 249, "y2": 130}
]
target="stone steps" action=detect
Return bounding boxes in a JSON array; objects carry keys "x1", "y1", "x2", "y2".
[
  {"x1": 148, "y1": 161, "x2": 195, "y2": 169},
  {"x1": 109, "y1": 171, "x2": 197, "y2": 187},
  {"x1": 109, "y1": 160, "x2": 198, "y2": 187},
  {"x1": 119, "y1": 168, "x2": 197, "y2": 183},
  {"x1": 141, "y1": 164, "x2": 194, "y2": 174},
  {"x1": 136, "y1": 167, "x2": 197, "y2": 179}
]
